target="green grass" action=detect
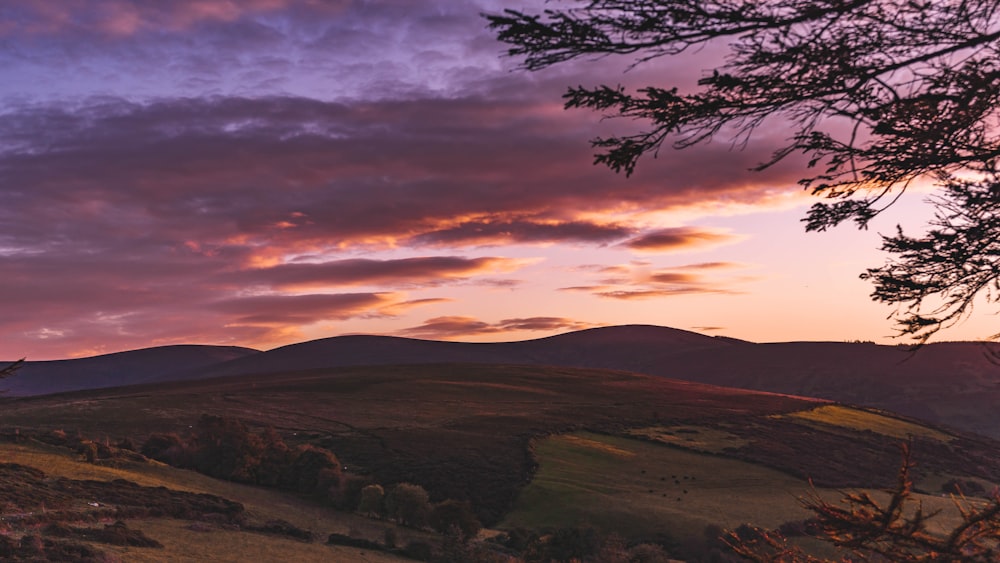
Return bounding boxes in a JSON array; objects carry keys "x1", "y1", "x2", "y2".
[
  {"x1": 779, "y1": 405, "x2": 953, "y2": 442},
  {"x1": 503, "y1": 431, "x2": 817, "y2": 539},
  {"x1": 503, "y1": 431, "x2": 977, "y2": 544}
]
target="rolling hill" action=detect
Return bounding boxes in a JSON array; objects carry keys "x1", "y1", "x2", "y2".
[
  {"x1": 176, "y1": 325, "x2": 1000, "y2": 440},
  {"x1": 1, "y1": 361, "x2": 998, "y2": 560},
  {"x1": 1, "y1": 345, "x2": 260, "y2": 396},
  {"x1": 7, "y1": 325, "x2": 1000, "y2": 440}
]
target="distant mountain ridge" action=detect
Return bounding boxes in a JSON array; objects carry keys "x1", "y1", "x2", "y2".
[
  {"x1": 7, "y1": 325, "x2": 1000, "y2": 439},
  {"x1": 3, "y1": 345, "x2": 259, "y2": 396},
  {"x1": 180, "y1": 325, "x2": 1000, "y2": 439},
  {"x1": 178, "y1": 324, "x2": 731, "y2": 381}
]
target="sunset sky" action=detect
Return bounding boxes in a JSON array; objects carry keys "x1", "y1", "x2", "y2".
[{"x1": 1, "y1": 0, "x2": 993, "y2": 360}]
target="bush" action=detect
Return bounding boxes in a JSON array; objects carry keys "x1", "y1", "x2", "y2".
[
  {"x1": 358, "y1": 484, "x2": 385, "y2": 518},
  {"x1": 140, "y1": 433, "x2": 188, "y2": 465},
  {"x1": 288, "y1": 444, "x2": 341, "y2": 499},
  {"x1": 385, "y1": 483, "x2": 431, "y2": 528},
  {"x1": 429, "y1": 499, "x2": 481, "y2": 538},
  {"x1": 140, "y1": 416, "x2": 345, "y2": 503},
  {"x1": 191, "y1": 415, "x2": 265, "y2": 483}
]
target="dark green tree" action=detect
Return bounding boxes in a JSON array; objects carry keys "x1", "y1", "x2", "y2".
[{"x1": 486, "y1": 1, "x2": 1000, "y2": 341}]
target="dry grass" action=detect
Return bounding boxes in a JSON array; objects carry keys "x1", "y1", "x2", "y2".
[
  {"x1": 0, "y1": 441, "x2": 413, "y2": 562},
  {"x1": 778, "y1": 405, "x2": 953, "y2": 442},
  {"x1": 626, "y1": 425, "x2": 747, "y2": 453},
  {"x1": 100, "y1": 520, "x2": 402, "y2": 563}
]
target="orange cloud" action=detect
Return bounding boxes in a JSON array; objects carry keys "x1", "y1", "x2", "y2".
[
  {"x1": 623, "y1": 227, "x2": 742, "y2": 252},
  {"x1": 560, "y1": 261, "x2": 751, "y2": 300},
  {"x1": 411, "y1": 218, "x2": 633, "y2": 247},
  {"x1": 397, "y1": 316, "x2": 596, "y2": 339},
  {"x1": 223, "y1": 256, "x2": 530, "y2": 290}
]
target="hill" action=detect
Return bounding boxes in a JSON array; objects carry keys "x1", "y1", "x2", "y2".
[
  {"x1": 1, "y1": 362, "x2": 999, "y2": 559},
  {"x1": 2, "y1": 363, "x2": 998, "y2": 525},
  {"x1": 176, "y1": 325, "x2": 1000, "y2": 440},
  {"x1": 173, "y1": 325, "x2": 728, "y2": 382},
  {"x1": 2, "y1": 345, "x2": 260, "y2": 396}
]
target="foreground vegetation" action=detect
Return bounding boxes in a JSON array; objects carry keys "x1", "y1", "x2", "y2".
[{"x1": 0, "y1": 363, "x2": 998, "y2": 560}]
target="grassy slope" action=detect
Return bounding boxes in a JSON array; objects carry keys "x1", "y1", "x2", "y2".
[
  {"x1": 0, "y1": 363, "x2": 998, "y2": 552},
  {"x1": 504, "y1": 431, "x2": 813, "y2": 539},
  {"x1": 505, "y1": 430, "x2": 977, "y2": 545},
  {"x1": 0, "y1": 440, "x2": 410, "y2": 563}
]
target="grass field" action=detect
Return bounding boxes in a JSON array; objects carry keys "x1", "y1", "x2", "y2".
[
  {"x1": 503, "y1": 431, "x2": 980, "y2": 545},
  {"x1": 625, "y1": 425, "x2": 747, "y2": 453},
  {"x1": 0, "y1": 363, "x2": 998, "y2": 559},
  {"x1": 503, "y1": 431, "x2": 816, "y2": 540},
  {"x1": 778, "y1": 404, "x2": 954, "y2": 442},
  {"x1": 0, "y1": 441, "x2": 412, "y2": 562}
]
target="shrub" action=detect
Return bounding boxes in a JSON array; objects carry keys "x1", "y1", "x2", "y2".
[
  {"x1": 358, "y1": 484, "x2": 385, "y2": 518},
  {"x1": 385, "y1": 483, "x2": 430, "y2": 528},
  {"x1": 191, "y1": 415, "x2": 266, "y2": 483},
  {"x1": 286, "y1": 444, "x2": 342, "y2": 504},
  {"x1": 429, "y1": 499, "x2": 481, "y2": 538},
  {"x1": 140, "y1": 432, "x2": 188, "y2": 466}
]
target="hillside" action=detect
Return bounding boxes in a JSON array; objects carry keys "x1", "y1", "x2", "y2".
[
  {"x1": 181, "y1": 325, "x2": 729, "y2": 380},
  {"x1": 2, "y1": 345, "x2": 260, "y2": 396},
  {"x1": 1, "y1": 362, "x2": 999, "y2": 560},
  {"x1": 176, "y1": 325, "x2": 1000, "y2": 440},
  {"x1": 8, "y1": 324, "x2": 1000, "y2": 440},
  {"x1": 2, "y1": 363, "x2": 998, "y2": 526}
]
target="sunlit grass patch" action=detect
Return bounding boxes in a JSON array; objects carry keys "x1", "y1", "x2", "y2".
[
  {"x1": 779, "y1": 405, "x2": 953, "y2": 442},
  {"x1": 558, "y1": 434, "x2": 636, "y2": 458},
  {"x1": 626, "y1": 425, "x2": 747, "y2": 453}
]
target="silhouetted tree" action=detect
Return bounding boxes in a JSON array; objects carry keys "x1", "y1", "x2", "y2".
[
  {"x1": 486, "y1": 1, "x2": 1000, "y2": 341},
  {"x1": 726, "y1": 443, "x2": 1000, "y2": 561}
]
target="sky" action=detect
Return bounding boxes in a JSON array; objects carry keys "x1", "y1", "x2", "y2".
[{"x1": 0, "y1": 0, "x2": 993, "y2": 360}]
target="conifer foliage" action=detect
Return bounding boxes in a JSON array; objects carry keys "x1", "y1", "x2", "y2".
[{"x1": 486, "y1": 1, "x2": 1000, "y2": 340}]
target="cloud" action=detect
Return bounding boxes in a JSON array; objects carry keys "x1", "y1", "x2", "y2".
[
  {"x1": 410, "y1": 218, "x2": 634, "y2": 247},
  {"x1": 222, "y1": 256, "x2": 526, "y2": 289},
  {"x1": 0, "y1": 0, "x2": 815, "y2": 359},
  {"x1": 397, "y1": 315, "x2": 596, "y2": 339},
  {"x1": 0, "y1": 1, "x2": 345, "y2": 36},
  {"x1": 0, "y1": 96, "x2": 801, "y2": 259},
  {"x1": 210, "y1": 292, "x2": 397, "y2": 324},
  {"x1": 559, "y1": 261, "x2": 752, "y2": 300},
  {"x1": 623, "y1": 227, "x2": 742, "y2": 252}
]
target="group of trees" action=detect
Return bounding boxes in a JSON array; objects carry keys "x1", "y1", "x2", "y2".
[
  {"x1": 141, "y1": 415, "x2": 344, "y2": 504},
  {"x1": 486, "y1": 0, "x2": 1000, "y2": 342},
  {"x1": 357, "y1": 482, "x2": 482, "y2": 537}
]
